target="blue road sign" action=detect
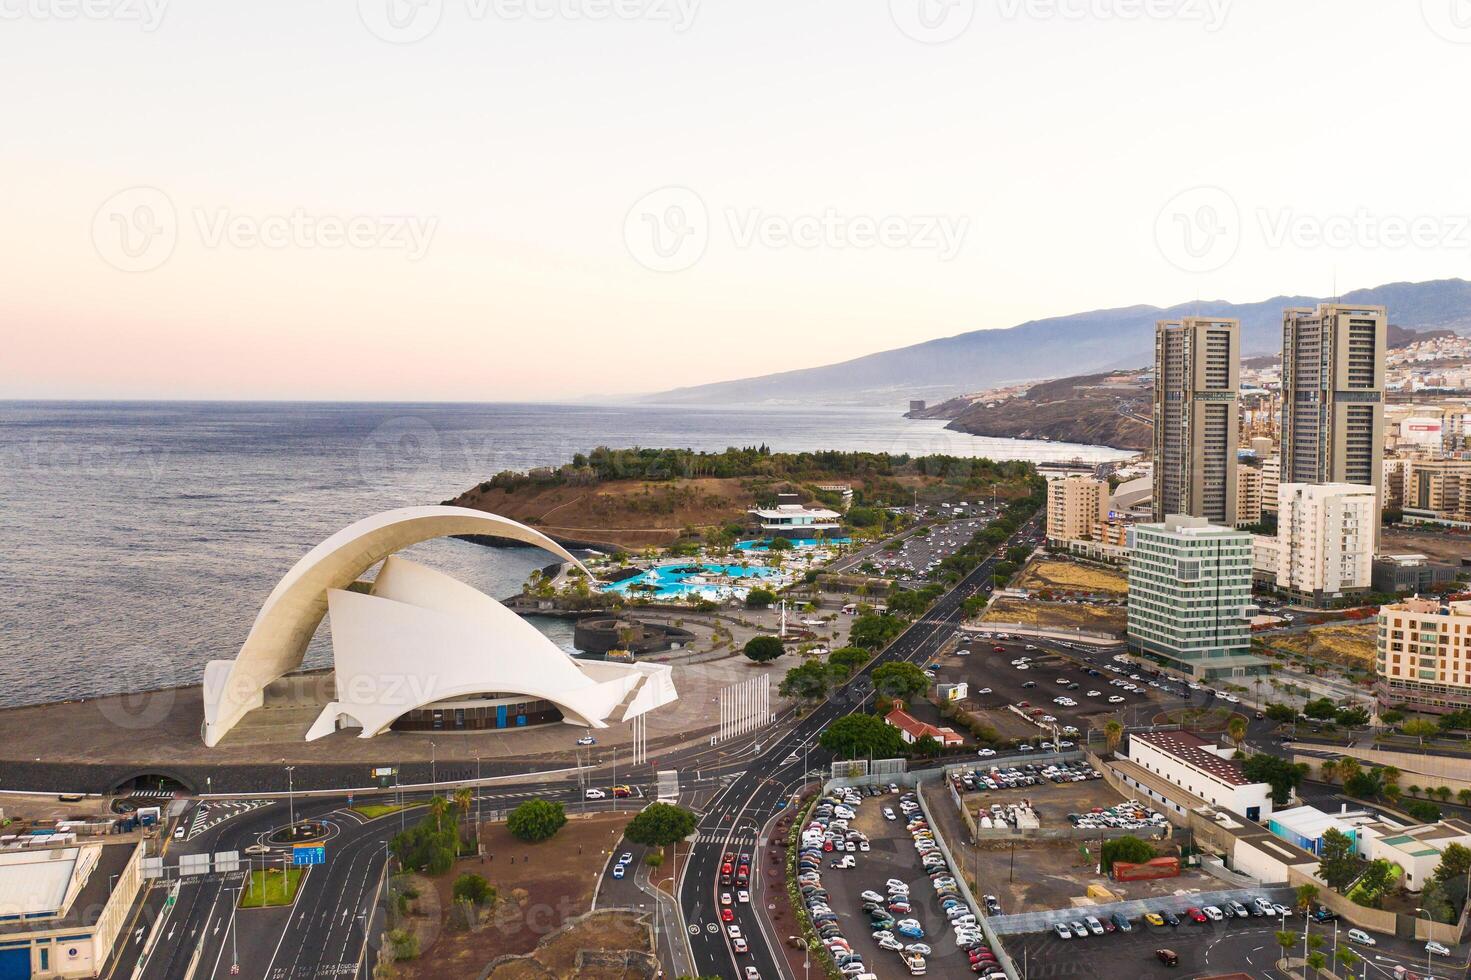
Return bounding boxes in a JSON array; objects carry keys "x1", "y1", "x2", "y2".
[{"x1": 292, "y1": 844, "x2": 325, "y2": 866}]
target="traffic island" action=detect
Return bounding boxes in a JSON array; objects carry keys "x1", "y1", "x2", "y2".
[{"x1": 239, "y1": 867, "x2": 304, "y2": 908}]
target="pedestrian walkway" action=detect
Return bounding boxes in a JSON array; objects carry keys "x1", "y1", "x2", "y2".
[{"x1": 185, "y1": 799, "x2": 270, "y2": 840}]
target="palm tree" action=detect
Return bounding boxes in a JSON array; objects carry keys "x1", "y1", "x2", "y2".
[
  {"x1": 1335, "y1": 947, "x2": 1361, "y2": 976},
  {"x1": 1228, "y1": 716, "x2": 1248, "y2": 750},
  {"x1": 1457, "y1": 788, "x2": 1471, "y2": 808},
  {"x1": 1103, "y1": 720, "x2": 1124, "y2": 756},
  {"x1": 1295, "y1": 883, "x2": 1319, "y2": 915},
  {"x1": 1409, "y1": 784, "x2": 1423, "y2": 798},
  {"x1": 454, "y1": 787, "x2": 474, "y2": 825},
  {"x1": 428, "y1": 795, "x2": 450, "y2": 833},
  {"x1": 1435, "y1": 785, "x2": 1452, "y2": 803},
  {"x1": 1320, "y1": 759, "x2": 1338, "y2": 784},
  {"x1": 1274, "y1": 930, "x2": 1296, "y2": 960},
  {"x1": 1381, "y1": 765, "x2": 1401, "y2": 791},
  {"x1": 1336, "y1": 757, "x2": 1362, "y2": 786},
  {"x1": 1306, "y1": 951, "x2": 1326, "y2": 973}
]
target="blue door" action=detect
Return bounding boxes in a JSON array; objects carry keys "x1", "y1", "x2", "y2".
[
  {"x1": 0, "y1": 946, "x2": 32, "y2": 980},
  {"x1": 496, "y1": 704, "x2": 508, "y2": 728}
]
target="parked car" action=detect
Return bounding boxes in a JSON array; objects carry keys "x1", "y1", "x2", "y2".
[
  {"x1": 1155, "y1": 949, "x2": 1179, "y2": 967},
  {"x1": 1053, "y1": 923, "x2": 1073, "y2": 940},
  {"x1": 1347, "y1": 929, "x2": 1376, "y2": 947}
]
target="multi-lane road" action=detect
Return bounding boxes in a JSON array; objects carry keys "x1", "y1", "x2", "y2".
[{"x1": 680, "y1": 516, "x2": 1043, "y2": 979}]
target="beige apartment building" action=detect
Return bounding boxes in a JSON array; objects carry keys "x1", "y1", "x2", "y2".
[
  {"x1": 1236, "y1": 463, "x2": 1263, "y2": 528},
  {"x1": 1377, "y1": 598, "x2": 1471, "y2": 713},
  {"x1": 1404, "y1": 457, "x2": 1471, "y2": 526},
  {"x1": 1280, "y1": 303, "x2": 1387, "y2": 510},
  {"x1": 1046, "y1": 475, "x2": 1109, "y2": 541},
  {"x1": 1153, "y1": 317, "x2": 1240, "y2": 526}
]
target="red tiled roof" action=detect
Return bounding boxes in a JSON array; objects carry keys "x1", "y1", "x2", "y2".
[{"x1": 884, "y1": 707, "x2": 963, "y2": 745}]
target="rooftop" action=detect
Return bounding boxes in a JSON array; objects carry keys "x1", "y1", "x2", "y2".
[
  {"x1": 0, "y1": 842, "x2": 136, "y2": 936},
  {"x1": 1131, "y1": 730, "x2": 1254, "y2": 787}
]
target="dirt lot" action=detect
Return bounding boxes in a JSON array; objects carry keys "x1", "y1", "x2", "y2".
[
  {"x1": 919, "y1": 779, "x2": 1210, "y2": 915},
  {"x1": 484, "y1": 910, "x2": 653, "y2": 979},
  {"x1": 1382, "y1": 526, "x2": 1471, "y2": 567},
  {"x1": 1016, "y1": 560, "x2": 1129, "y2": 595},
  {"x1": 1263, "y1": 622, "x2": 1377, "y2": 667},
  {"x1": 936, "y1": 642, "x2": 1165, "y2": 738},
  {"x1": 981, "y1": 597, "x2": 1128, "y2": 633},
  {"x1": 397, "y1": 812, "x2": 634, "y2": 979}
]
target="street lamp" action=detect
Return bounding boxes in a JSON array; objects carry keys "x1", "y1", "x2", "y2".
[
  {"x1": 285, "y1": 765, "x2": 297, "y2": 836},
  {"x1": 1417, "y1": 908, "x2": 1434, "y2": 978},
  {"x1": 430, "y1": 741, "x2": 437, "y2": 787}
]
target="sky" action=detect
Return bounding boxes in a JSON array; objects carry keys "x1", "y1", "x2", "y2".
[{"x1": 4, "y1": 0, "x2": 1471, "y2": 401}]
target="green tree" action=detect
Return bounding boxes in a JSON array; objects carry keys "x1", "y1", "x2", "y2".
[
  {"x1": 1404, "y1": 718, "x2": 1440, "y2": 747},
  {"x1": 743, "y1": 635, "x2": 786, "y2": 663},
  {"x1": 506, "y1": 799, "x2": 567, "y2": 843},
  {"x1": 850, "y1": 614, "x2": 904, "y2": 650},
  {"x1": 645, "y1": 850, "x2": 665, "y2": 868},
  {"x1": 1099, "y1": 835, "x2": 1155, "y2": 873},
  {"x1": 779, "y1": 660, "x2": 843, "y2": 702},
  {"x1": 911, "y1": 734, "x2": 942, "y2": 758},
  {"x1": 1227, "y1": 715, "x2": 1248, "y2": 749},
  {"x1": 1459, "y1": 788, "x2": 1471, "y2": 808},
  {"x1": 828, "y1": 647, "x2": 870, "y2": 676},
  {"x1": 1335, "y1": 947, "x2": 1360, "y2": 975},
  {"x1": 872, "y1": 662, "x2": 930, "y2": 702},
  {"x1": 1354, "y1": 859, "x2": 1395, "y2": 908},
  {"x1": 819, "y1": 713, "x2": 906, "y2": 759},
  {"x1": 624, "y1": 803, "x2": 697, "y2": 848},
  {"x1": 1265, "y1": 703, "x2": 1298, "y2": 722},
  {"x1": 452, "y1": 873, "x2": 494, "y2": 906},
  {"x1": 1433, "y1": 842, "x2": 1471, "y2": 884},
  {"x1": 767, "y1": 536, "x2": 793, "y2": 552},
  {"x1": 1103, "y1": 720, "x2": 1123, "y2": 756},
  {"x1": 1303, "y1": 698, "x2": 1338, "y2": 720},
  {"x1": 1274, "y1": 930, "x2": 1296, "y2": 958},
  {"x1": 1420, "y1": 878, "x2": 1454, "y2": 922},
  {"x1": 1242, "y1": 754, "x2": 1310, "y2": 805},
  {"x1": 1294, "y1": 883, "x2": 1319, "y2": 914},
  {"x1": 1306, "y1": 951, "x2": 1325, "y2": 973},
  {"x1": 1319, "y1": 759, "x2": 1339, "y2": 784},
  {"x1": 744, "y1": 587, "x2": 777, "y2": 609},
  {"x1": 1317, "y1": 828, "x2": 1360, "y2": 891}
]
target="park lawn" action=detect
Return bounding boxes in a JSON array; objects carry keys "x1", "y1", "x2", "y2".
[
  {"x1": 1015, "y1": 559, "x2": 1129, "y2": 595},
  {"x1": 353, "y1": 801, "x2": 422, "y2": 819},
  {"x1": 239, "y1": 867, "x2": 303, "y2": 908},
  {"x1": 1265, "y1": 622, "x2": 1377, "y2": 667}
]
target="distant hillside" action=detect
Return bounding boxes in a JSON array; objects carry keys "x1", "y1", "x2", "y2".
[
  {"x1": 918, "y1": 372, "x2": 1153, "y2": 452},
  {"x1": 644, "y1": 278, "x2": 1471, "y2": 407}
]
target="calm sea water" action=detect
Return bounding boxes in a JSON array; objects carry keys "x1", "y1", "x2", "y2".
[{"x1": 0, "y1": 401, "x2": 1130, "y2": 708}]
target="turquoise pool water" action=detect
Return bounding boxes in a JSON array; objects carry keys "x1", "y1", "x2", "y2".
[
  {"x1": 602, "y1": 561, "x2": 784, "y2": 599},
  {"x1": 734, "y1": 537, "x2": 851, "y2": 550}
]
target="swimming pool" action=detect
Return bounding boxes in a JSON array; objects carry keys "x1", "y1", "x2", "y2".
[
  {"x1": 734, "y1": 537, "x2": 851, "y2": 551},
  {"x1": 602, "y1": 561, "x2": 785, "y2": 600}
]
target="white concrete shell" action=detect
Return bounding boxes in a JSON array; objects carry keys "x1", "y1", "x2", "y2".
[
  {"x1": 304, "y1": 556, "x2": 675, "y2": 740},
  {"x1": 202, "y1": 506, "x2": 591, "y2": 746}
]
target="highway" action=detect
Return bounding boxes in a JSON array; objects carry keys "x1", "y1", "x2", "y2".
[{"x1": 679, "y1": 514, "x2": 1043, "y2": 980}]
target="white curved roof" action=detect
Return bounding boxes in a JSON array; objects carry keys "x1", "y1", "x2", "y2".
[
  {"x1": 203, "y1": 506, "x2": 590, "y2": 746},
  {"x1": 305, "y1": 556, "x2": 675, "y2": 739}
]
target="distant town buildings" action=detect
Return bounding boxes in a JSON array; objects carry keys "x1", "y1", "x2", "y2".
[
  {"x1": 1280, "y1": 304, "x2": 1387, "y2": 512},
  {"x1": 1045, "y1": 474, "x2": 1133, "y2": 564},
  {"x1": 1153, "y1": 317, "x2": 1240, "y2": 526},
  {"x1": 1126, "y1": 515, "x2": 1264, "y2": 680},
  {"x1": 1376, "y1": 597, "x2": 1471, "y2": 714},
  {"x1": 1403, "y1": 457, "x2": 1471, "y2": 527},
  {"x1": 1235, "y1": 462, "x2": 1263, "y2": 528},
  {"x1": 1251, "y1": 483, "x2": 1377, "y2": 606},
  {"x1": 1371, "y1": 554, "x2": 1458, "y2": 595}
]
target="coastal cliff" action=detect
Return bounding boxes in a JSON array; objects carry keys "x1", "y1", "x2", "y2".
[{"x1": 915, "y1": 371, "x2": 1153, "y2": 452}]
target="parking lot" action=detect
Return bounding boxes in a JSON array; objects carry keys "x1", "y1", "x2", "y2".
[
  {"x1": 847, "y1": 517, "x2": 995, "y2": 580},
  {"x1": 810, "y1": 787, "x2": 992, "y2": 979},
  {"x1": 932, "y1": 640, "x2": 1190, "y2": 742}
]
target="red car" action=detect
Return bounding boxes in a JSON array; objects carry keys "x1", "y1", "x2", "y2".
[
  {"x1": 993, "y1": 645, "x2": 1006, "y2": 653},
  {"x1": 720, "y1": 908, "x2": 734, "y2": 922},
  {"x1": 1186, "y1": 907, "x2": 1207, "y2": 924}
]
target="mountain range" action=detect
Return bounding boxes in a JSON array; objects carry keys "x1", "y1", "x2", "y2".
[{"x1": 643, "y1": 278, "x2": 1471, "y2": 407}]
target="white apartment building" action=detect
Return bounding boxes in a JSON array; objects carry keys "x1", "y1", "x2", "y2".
[
  {"x1": 1127, "y1": 515, "x2": 1265, "y2": 680},
  {"x1": 1260, "y1": 456, "x2": 1281, "y2": 514},
  {"x1": 1125, "y1": 730, "x2": 1275, "y2": 821},
  {"x1": 1252, "y1": 483, "x2": 1376, "y2": 606},
  {"x1": 1046, "y1": 475, "x2": 1108, "y2": 542}
]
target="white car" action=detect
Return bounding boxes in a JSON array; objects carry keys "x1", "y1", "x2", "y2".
[
  {"x1": 1347, "y1": 929, "x2": 1376, "y2": 947},
  {"x1": 1426, "y1": 941, "x2": 1451, "y2": 956},
  {"x1": 738, "y1": 889, "x2": 750, "y2": 903},
  {"x1": 576, "y1": 735, "x2": 596, "y2": 745},
  {"x1": 1108, "y1": 696, "x2": 1125, "y2": 704},
  {"x1": 977, "y1": 748, "x2": 996, "y2": 757},
  {"x1": 1086, "y1": 690, "x2": 1101, "y2": 697},
  {"x1": 977, "y1": 687, "x2": 992, "y2": 695},
  {"x1": 883, "y1": 808, "x2": 897, "y2": 820},
  {"x1": 584, "y1": 788, "x2": 606, "y2": 799},
  {"x1": 1202, "y1": 906, "x2": 1224, "y2": 921},
  {"x1": 1054, "y1": 923, "x2": 1073, "y2": 940}
]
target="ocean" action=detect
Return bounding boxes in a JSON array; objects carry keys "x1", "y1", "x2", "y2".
[{"x1": 0, "y1": 401, "x2": 1131, "y2": 708}]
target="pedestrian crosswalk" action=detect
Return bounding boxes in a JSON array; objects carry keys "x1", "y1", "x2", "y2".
[
  {"x1": 691, "y1": 833, "x2": 757, "y2": 847},
  {"x1": 186, "y1": 800, "x2": 270, "y2": 840}
]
